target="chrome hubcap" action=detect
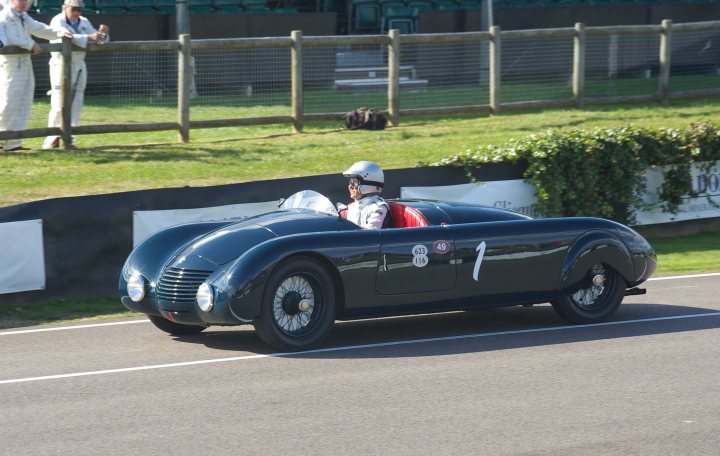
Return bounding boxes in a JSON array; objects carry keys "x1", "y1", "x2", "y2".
[
  {"x1": 572, "y1": 263, "x2": 607, "y2": 310},
  {"x1": 273, "y1": 275, "x2": 315, "y2": 335}
]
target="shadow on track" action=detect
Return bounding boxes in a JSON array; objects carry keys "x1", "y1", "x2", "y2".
[{"x1": 172, "y1": 302, "x2": 720, "y2": 358}]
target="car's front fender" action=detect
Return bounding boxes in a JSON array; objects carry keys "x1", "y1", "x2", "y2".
[
  {"x1": 209, "y1": 230, "x2": 380, "y2": 322},
  {"x1": 559, "y1": 230, "x2": 635, "y2": 294}
]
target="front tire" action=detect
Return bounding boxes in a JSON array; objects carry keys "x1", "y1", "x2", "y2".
[
  {"x1": 552, "y1": 263, "x2": 626, "y2": 324},
  {"x1": 253, "y1": 257, "x2": 336, "y2": 351},
  {"x1": 148, "y1": 315, "x2": 207, "y2": 336}
]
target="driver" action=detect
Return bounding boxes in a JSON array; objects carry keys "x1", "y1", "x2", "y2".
[{"x1": 343, "y1": 160, "x2": 389, "y2": 229}]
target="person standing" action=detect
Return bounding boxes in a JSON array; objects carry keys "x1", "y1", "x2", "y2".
[
  {"x1": 0, "y1": 0, "x2": 71, "y2": 152},
  {"x1": 43, "y1": 0, "x2": 108, "y2": 149}
]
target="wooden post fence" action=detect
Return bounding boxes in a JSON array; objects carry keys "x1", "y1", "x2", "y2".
[{"x1": 0, "y1": 20, "x2": 719, "y2": 145}]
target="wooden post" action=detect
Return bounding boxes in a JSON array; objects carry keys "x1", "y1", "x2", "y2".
[
  {"x1": 60, "y1": 37, "x2": 73, "y2": 149},
  {"x1": 176, "y1": 0, "x2": 190, "y2": 36},
  {"x1": 573, "y1": 22, "x2": 586, "y2": 108},
  {"x1": 659, "y1": 19, "x2": 672, "y2": 106},
  {"x1": 489, "y1": 25, "x2": 501, "y2": 115},
  {"x1": 388, "y1": 29, "x2": 400, "y2": 127},
  {"x1": 178, "y1": 34, "x2": 191, "y2": 143},
  {"x1": 291, "y1": 30, "x2": 304, "y2": 133}
]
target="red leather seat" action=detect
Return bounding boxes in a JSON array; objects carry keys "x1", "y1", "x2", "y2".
[{"x1": 387, "y1": 202, "x2": 429, "y2": 228}]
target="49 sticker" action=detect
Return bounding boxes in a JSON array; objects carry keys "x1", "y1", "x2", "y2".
[
  {"x1": 411, "y1": 244, "x2": 429, "y2": 267},
  {"x1": 432, "y1": 240, "x2": 451, "y2": 255}
]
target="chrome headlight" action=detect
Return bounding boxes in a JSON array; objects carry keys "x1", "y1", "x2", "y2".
[
  {"x1": 127, "y1": 274, "x2": 146, "y2": 302},
  {"x1": 197, "y1": 283, "x2": 214, "y2": 312}
]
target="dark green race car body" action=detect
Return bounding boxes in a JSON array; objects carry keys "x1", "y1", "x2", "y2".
[{"x1": 119, "y1": 195, "x2": 656, "y2": 350}]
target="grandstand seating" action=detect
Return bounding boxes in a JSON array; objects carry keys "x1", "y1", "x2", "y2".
[
  {"x1": 381, "y1": 4, "x2": 413, "y2": 33},
  {"x1": 189, "y1": 0, "x2": 215, "y2": 14},
  {"x1": 126, "y1": 0, "x2": 156, "y2": 13},
  {"x1": 96, "y1": 0, "x2": 127, "y2": 13}
]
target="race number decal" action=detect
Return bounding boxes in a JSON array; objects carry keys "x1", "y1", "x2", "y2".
[
  {"x1": 472, "y1": 241, "x2": 486, "y2": 281},
  {"x1": 412, "y1": 244, "x2": 429, "y2": 268},
  {"x1": 433, "y1": 240, "x2": 451, "y2": 255}
]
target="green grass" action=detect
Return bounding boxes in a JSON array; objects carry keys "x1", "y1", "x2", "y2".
[
  {"x1": 0, "y1": 298, "x2": 139, "y2": 329},
  {"x1": 5, "y1": 95, "x2": 720, "y2": 207},
  {"x1": 648, "y1": 232, "x2": 720, "y2": 277}
]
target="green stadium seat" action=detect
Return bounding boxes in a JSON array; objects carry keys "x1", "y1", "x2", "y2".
[
  {"x1": 126, "y1": 0, "x2": 156, "y2": 13},
  {"x1": 433, "y1": 0, "x2": 459, "y2": 10},
  {"x1": 382, "y1": 4, "x2": 413, "y2": 33},
  {"x1": 214, "y1": 0, "x2": 241, "y2": 12},
  {"x1": 460, "y1": 0, "x2": 483, "y2": 9},
  {"x1": 97, "y1": 0, "x2": 127, "y2": 13},
  {"x1": 189, "y1": 0, "x2": 214, "y2": 13},
  {"x1": 274, "y1": 6, "x2": 298, "y2": 12},
  {"x1": 35, "y1": 0, "x2": 63, "y2": 14},
  {"x1": 155, "y1": 0, "x2": 176, "y2": 14},
  {"x1": 352, "y1": 0, "x2": 379, "y2": 31}
]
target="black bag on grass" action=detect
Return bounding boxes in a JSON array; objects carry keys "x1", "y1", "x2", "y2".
[{"x1": 344, "y1": 107, "x2": 387, "y2": 131}]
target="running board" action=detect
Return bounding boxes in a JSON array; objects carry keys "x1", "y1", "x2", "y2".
[{"x1": 625, "y1": 287, "x2": 647, "y2": 296}]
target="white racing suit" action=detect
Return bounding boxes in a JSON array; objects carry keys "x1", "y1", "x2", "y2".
[
  {"x1": 0, "y1": 8, "x2": 66, "y2": 150},
  {"x1": 346, "y1": 194, "x2": 389, "y2": 229},
  {"x1": 43, "y1": 13, "x2": 102, "y2": 149}
]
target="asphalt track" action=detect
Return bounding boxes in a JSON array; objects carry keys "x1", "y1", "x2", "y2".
[{"x1": 1, "y1": 274, "x2": 719, "y2": 455}]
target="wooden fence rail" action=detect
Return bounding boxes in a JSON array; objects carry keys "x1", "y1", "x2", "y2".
[{"x1": 1, "y1": 19, "x2": 719, "y2": 147}]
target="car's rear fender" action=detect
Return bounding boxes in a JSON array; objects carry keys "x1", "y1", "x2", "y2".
[{"x1": 559, "y1": 230, "x2": 634, "y2": 294}]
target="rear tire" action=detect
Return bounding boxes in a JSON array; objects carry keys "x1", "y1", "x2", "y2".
[
  {"x1": 148, "y1": 315, "x2": 207, "y2": 336},
  {"x1": 253, "y1": 257, "x2": 336, "y2": 351},
  {"x1": 552, "y1": 263, "x2": 626, "y2": 324}
]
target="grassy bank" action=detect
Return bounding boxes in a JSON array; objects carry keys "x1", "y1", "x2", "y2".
[{"x1": 3, "y1": 96, "x2": 720, "y2": 207}]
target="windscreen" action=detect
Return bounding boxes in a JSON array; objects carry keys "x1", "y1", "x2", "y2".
[{"x1": 280, "y1": 190, "x2": 338, "y2": 217}]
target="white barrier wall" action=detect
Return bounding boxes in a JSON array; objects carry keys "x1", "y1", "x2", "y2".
[
  {"x1": 133, "y1": 201, "x2": 280, "y2": 247},
  {"x1": 0, "y1": 220, "x2": 45, "y2": 295}
]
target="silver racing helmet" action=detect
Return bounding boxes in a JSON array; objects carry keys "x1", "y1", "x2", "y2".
[{"x1": 343, "y1": 160, "x2": 384, "y2": 195}]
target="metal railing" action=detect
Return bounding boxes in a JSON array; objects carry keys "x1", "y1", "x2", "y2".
[{"x1": 1, "y1": 19, "x2": 719, "y2": 147}]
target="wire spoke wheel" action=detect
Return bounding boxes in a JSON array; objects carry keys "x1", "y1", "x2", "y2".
[
  {"x1": 272, "y1": 274, "x2": 320, "y2": 337},
  {"x1": 551, "y1": 261, "x2": 626, "y2": 324},
  {"x1": 570, "y1": 263, "x2": 607, "y2": 311},
  {"x1": 254, "y1": 257, "x2": 336, "y2": 351}
]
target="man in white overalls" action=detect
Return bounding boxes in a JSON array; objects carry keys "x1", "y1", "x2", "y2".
[
  {"x1": 0, "y1": 0, "x2": 71, "y2": 151},
  {"x1": 43, "y1": 0, "x2": 108, "y2": 149}
]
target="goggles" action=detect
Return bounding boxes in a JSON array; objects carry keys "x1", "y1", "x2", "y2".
[{"x1": 348, "y1": 178, "x2": 360, "y2": 189}]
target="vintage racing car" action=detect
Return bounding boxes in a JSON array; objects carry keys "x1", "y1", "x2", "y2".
[{"x1": 119, "y1": 191, "x2": 657, "y2": 350}]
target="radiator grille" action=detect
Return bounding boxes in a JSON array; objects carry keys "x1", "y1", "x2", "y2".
[{"x1": 156, "y1": 267, "x2": 212, "y2": 304}]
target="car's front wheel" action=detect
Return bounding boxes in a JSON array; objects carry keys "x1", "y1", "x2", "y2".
[
  {"x1": 148, "y1": 315, "x2": 207, "y2": 336},
  {"x1": 551, "y1": 262, "x2": 626, "y2": 324},
  {"x1": 253, "y1": 257, "x2": 336, "y2": 351}
]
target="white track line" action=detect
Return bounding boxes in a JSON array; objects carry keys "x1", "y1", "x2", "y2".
[
  {"x1": 1, "y1": 312, "x2": 718, "y2": 385},
  {"x1": 649, "y1": 272, "x2": 720, "y2": 281},
  {"x1": 0, "y1": 272, "x2": 718, "y2": 337},
  {"x1": 0, "y1": 319, "x2": 149, "y2": 336}
]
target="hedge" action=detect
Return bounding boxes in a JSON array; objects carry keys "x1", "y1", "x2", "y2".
[{"x1": 435, "y1": 121, "x2": 720, "y2": 224}]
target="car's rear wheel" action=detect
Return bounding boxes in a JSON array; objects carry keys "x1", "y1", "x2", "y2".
[
  {"x1": 551, "y1": 262, "x2": 626, "y2": 324},
  {"x1": 148, "y1": 315, "x2": 207, "y2": 336},
  {"x1": 253, "y1": 257, "x2": 336, "y2": 351}
]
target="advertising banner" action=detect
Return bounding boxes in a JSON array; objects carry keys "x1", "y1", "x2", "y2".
[
  {"x1": 0, "y1": 220, "x2": 45, "y2": 295},
  {"x1": 402, "y1": 162, "x2": 720, "y2": 225}
]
